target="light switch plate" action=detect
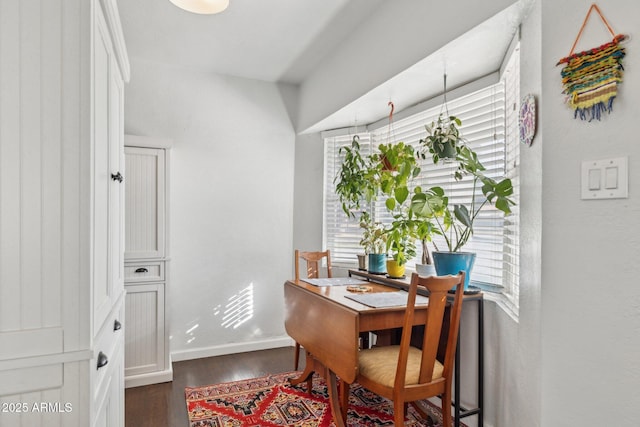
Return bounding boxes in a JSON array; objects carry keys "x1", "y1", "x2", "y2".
[{"x1": 581, "y1": 157, "x2": 628, "y2": 199}]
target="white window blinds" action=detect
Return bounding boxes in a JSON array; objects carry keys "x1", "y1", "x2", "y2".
[
  {"x1": 324, "y1": 60, "x2": 519, "y2": 295},
  {"x1": 323, "y1": 133, "x2": 372, "y2": 264},
  {"x1": 370, "y1": 83, "x2": 508, "y2": 282},
  {"x1": 501, "y1": 43, "x2": 520, "y2": 309}
]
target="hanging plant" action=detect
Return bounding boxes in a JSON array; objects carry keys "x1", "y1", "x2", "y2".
[
  {"x1": 334, "y1": 135, "x2": 376, "y2": 218},
  {"x1": 419, "y1": 74, "x2": 464, "y2": 162},
  {"x1": 420, "y1": 114, "x2": 463, "y2": 163}
]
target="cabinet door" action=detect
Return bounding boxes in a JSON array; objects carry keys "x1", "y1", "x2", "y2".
[
  {"x1": 94, "y1": 344, "x2": 124, "y2": 427},
  {"x1": 93, "y1": 7, "x2": 117, "y2": 332},
  {"x1": 124, "y1": 282, "x2": 166, "y2": 377},
  {"x1": 93, "y1": 5, "x2": 125, "y2": 333},
  {"x1": 109, "y1": 38, "x2": 125, "y2": 306},
  {"x1": 124, "y1": 147, "x2": 165, "y2": 260}
]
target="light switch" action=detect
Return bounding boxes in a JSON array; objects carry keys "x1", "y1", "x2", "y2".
[
  {"x1": 605, "y1": 167, "x2": 618, "y2": 189},
  {"x1": 581, "y1": 157, "x2": 628, "y2": 200},
  {"x1": 588, "y1": 169, "x2": 601, "y2": 190}
]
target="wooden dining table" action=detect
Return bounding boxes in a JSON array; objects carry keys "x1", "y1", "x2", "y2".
[{"x1": 283, "y1": 270, "x2": 484, "y2": 427}]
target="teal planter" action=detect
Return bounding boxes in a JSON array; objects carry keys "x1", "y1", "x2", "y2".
[
  {"x1": 367, "y1": 253, "x2": 387, "y2": 275},
  {"x1": 432, "y1": 251, "x2": 476, "y2": 290}
]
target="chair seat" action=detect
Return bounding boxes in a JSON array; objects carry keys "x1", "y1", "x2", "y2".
[{"x1": 358, "y1": 345, "x2": 444, "y2": 388}]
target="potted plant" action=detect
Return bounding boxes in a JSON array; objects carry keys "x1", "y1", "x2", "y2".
[
  {"x1": 415, "y1": 123, "x2": 515, "y2": 289},
  {"x1": 370, "y1": 141, "x2": 421, "y2": 210},
  {"x1": 374, "y1": 142, "x2": 421, "y2": 277},
  {"x1": 409, "y1": 186, "x2": 447, "y2": 276},
  {"x1": 384, "y1": 212, "x2": 417, "y2": 278},
  {"x1": 420, "y1": 114, "x2": 463, "y2": 162},
  {"x1": 334, "y1": 136, "x2": 382, "y2": 270},
  {"x1": 359, "y1": 212, "x2": 387, "y2": 274},
  {"x1": 334, "y1": 135, "x2": 377, "y2": 219},
  {"x1": 335, "y1": 139, "x2": 422, "y2": 271}
]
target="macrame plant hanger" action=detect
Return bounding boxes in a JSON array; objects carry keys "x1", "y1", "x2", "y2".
[
  {"x1": 351, "y1": 118, "x2": 360, "y2": 147},
  {"x1": 381, "y1": 101, "x2": 396, "y2": 171},
  {"x1": 437, "y1": 73, "x2": 460, "y2": 163},
  {"x1": 386, "y1": 101, "x2": 396, "y2": 143},
  {"x1": 556, "y1": 3, "x2": 627, "y2": 121},
  {"x1": 440, "y1": 73, "x2": 450, "y2": 118}
]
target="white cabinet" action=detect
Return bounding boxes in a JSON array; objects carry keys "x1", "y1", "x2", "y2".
[
  {"x1": 123, "y1": 138, "x2": 173, "y2": 388},
  {"x1": 0, "y1": 0, "x2": 129, "y2": 426},
  {"x1": 90, "y1": 3, "x2": 127, "y2": 425},
  {"x1": 93, "y1": 1, "x2": 126, "y2": 336},
  {"x1": 94, "y1": 302, "x2": 126, "y2": 392},
  {"x1": 124, "y1": 283, "x2": 167, "y2": 377},
  {"x1": 124, "y1": 146, "x2": 166, "y2": 260},
  {"x1": 92, "y1": 296, "x2": 125, "y2": 427}
]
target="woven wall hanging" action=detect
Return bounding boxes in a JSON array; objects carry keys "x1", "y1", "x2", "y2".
[{"x1": 556, "y1": 4, "x2": 628, "y2": 121}]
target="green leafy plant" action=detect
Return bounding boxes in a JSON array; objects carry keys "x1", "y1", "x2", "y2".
[
  {"x1": 419, "y1": 114, "x2": 463, "y2": 163},
  {"x1": 374, "y1": 142, "x2": 421, "y2": 213},
  {"x1": 414, "y1": 124, "x2": 515, "y2": 252},
  {"x1": 335, "y1": 139, "x2": 422, "y2": 264},
  {"x1": 359, "y1": 212, "x2": 387, "y2": 254},
  {"x1": 384, "y1": 213, "x2": 418, "y2": 267},
  {"x1": 334, "y1": 135, "x2": 376, "y2": 219},
  {"x1": 335, "y1": 106, "x2": 515, "y2": 269},
  {"x1": 409, "y1": 186, "x2": 447, "y2": 264},
  {"x1": 374, "y1": 142, "x2": 421, "y2": 265}
]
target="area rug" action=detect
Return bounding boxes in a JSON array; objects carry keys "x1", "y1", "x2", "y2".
[{"x1": 185, "y1": 371, "x2": 465, "y2": 426}]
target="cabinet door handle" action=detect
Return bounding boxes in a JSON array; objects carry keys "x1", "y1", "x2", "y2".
[
  {"x1": 111, "y1": 172, "x2": 123, "y2": 182},
  {"x1": 113, "y1": 319, "x2": 122, "y2": 331},
  {"x1": 135, "y1": 267, "x2": 148, "y2": 273},
  {"x1": 97, "y1": 352, "x2": 109, "y2": 370}
]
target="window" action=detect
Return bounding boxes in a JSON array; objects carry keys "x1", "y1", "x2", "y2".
[
  {"x1": 324, "y1": 132, "x2": 373, "y2": 264},
  {"x1": 323, "y1": 46, "x2": 520, "y2": 312},
  {"x1": 501, "y1": 43, "x2": 520, "y2": 311}
]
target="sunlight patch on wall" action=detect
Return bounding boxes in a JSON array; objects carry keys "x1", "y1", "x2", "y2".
[
  {"x1": 222, "y1": 283, "x2": 254, "y2": 329},
  {"x1": 185, "y1": 322, "x2": 199, "y2": 345}
]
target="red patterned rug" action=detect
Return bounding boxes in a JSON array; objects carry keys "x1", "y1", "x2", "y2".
[{"x1": 185, "y1": 371, "x2": 465, "y2": 426}]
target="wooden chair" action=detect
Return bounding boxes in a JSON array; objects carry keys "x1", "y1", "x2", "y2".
[
  {"x1": 293, "y1": 249, "x2": 332, "y2": 370},
  {"x1": 348, "y1": 271, "x2": 465, "y2": 426}
]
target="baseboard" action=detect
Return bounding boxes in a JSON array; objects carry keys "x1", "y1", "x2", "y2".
[
  {"x1": 125, "y1": 364, "x2": 174, "y2": 389},
  {"x1": 171, "y1": 336, "x2": 295, "y2": 362}
]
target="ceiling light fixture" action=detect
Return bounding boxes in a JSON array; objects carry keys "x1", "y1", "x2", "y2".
[{"x1": 168, "y1": 0, "x2": 229, "y2": 15}]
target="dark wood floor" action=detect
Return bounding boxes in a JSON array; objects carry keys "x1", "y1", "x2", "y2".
[{"x1": 125, "y1": 346, "x2": 301, "y2": 427}]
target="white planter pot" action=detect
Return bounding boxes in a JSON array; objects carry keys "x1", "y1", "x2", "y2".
[{"x1": 415, "y1": 263, "x2": 437, "y2": 277}]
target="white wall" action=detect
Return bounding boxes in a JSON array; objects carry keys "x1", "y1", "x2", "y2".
[
  {"x1": 540, "y1": 1, "x2": 640, "y2": 426},
  {"x1": 292, "y1": 132, "x2": 324, "y2": 256},
  {"x1": 480, "y1": 2, "x2": 543, "y2": 426},
  {"x1": 124, "y1": 58, "x2": 296, "y2": 359}
]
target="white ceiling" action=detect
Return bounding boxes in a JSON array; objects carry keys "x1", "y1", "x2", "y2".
[
  {"x1": 117, "y1": 0, "x2": 531, "y2": 131},
  {"x1": 305, "y1": 1, "x2": 530, "y2": 133},
  {"x1": 117, "y1": 0, "x2": 385, "y2": 84}
]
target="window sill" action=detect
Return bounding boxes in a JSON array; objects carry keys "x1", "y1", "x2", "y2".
[
  {"x1": 334, "y1": 264, "x2": 520, "y2": 321},
  {"x1": 478, "y1": 286, "x2": 519, "y2": 322}
]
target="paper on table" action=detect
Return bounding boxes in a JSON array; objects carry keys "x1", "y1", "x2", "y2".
[
  {"x1": 300, "y1": 277, "x2": 369, "y2": 287},
  {"x1": 345, "y1": 291, "x2": 429, "y2": 308}
]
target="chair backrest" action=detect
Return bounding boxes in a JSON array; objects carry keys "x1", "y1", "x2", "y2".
[
  {"x1": 294, "y1": 249, "x2": 332, "y2": 280},
  {"x1": 395, "y1": 271, "x2": 465, "y2": 388}
]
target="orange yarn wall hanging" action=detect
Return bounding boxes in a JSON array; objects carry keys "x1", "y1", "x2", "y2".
[{"x1": 556, "y1": 4, "x2": 628, "y2": 121}]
